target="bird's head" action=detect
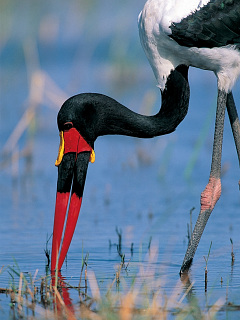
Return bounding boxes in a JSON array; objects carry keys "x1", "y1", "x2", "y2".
[{"x1": 57, "y1": 93, "x2": 100, "y2": 148}]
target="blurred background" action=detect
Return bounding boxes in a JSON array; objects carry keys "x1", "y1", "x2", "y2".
[{"x1": 0, "y1": 0, "x2": 240, "y2": 309}]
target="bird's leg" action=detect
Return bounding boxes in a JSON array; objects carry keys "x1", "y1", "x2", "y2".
[
  {"x1": 180, "y1": 89, "x2": 227, "y2": 274},
  {"x1": 226, "y1": 92, "x2": 240, "y2": 188}
]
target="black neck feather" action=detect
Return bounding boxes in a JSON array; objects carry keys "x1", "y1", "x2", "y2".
[
  {"x1": 58, "y1": 65, "x2": 190, "y2": 146},
  {"x1": 96, "y1": 65, "x2": 190, "y2": 139}
]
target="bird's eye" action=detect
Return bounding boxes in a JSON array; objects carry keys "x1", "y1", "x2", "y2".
[{"x1": 63, "y1": 122, "x2": 73, "y2": 131}]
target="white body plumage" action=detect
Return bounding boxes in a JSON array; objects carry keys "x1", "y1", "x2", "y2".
[{"x1": 138, "y1": 0, "x2": 240, "y2": 92}]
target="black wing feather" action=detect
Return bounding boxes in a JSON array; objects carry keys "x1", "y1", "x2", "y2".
[{"x1": 170, "y1": 0, "x2": 240, "y2": 48}]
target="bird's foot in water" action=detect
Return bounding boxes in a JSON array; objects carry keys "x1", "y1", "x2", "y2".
[{"x1": 200, "y1": 177, "x2": 221, "y2": 213}]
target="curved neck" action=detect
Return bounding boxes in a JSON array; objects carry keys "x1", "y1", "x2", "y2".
[{"x1": 96, "y1": 65, "x2": 190, "y2": 139}]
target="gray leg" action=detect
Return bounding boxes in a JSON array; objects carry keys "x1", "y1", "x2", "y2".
[
  {"x1": 227, "y1": 92, "x2": 240, "y2": 169},
  {"x1": 180, "y1": 90, "x2": 227, "y2": 274}
]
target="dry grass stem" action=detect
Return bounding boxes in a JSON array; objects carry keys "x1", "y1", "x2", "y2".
[
  {"x1": 88, "y1": 270, "x2": 101, "y2": 301},
  {"x1": 80, "y1": 304, "x2": 103, "y2": 320},
  {"x1": 119, "y1": 290, "x2": 138, "y2": 320},
  {"x1": 206, "y1": 297, "x2": 225, "y2": 319},
  {"x1": 53, "y1": 286, "x2": 77, "y2": 320}
]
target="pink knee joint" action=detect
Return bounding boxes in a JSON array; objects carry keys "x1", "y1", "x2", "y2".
[{"x1": 200, "y1": 176, "x2": 221, "y2": 213}]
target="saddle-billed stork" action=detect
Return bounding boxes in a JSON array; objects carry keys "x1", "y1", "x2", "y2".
[{"x1": 51, "y1": 0, "x2": 240, "y2": 273}]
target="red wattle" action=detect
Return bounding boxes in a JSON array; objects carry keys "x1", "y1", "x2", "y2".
[{"x1": 63, "y1": 128, "x2": 92, "y2": 154}]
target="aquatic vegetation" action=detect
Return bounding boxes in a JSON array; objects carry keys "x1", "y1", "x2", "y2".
[
  {"x1": 0, "y1": 256, "x2": 227, "y2": 320},
  {"x1": 203, "y1": 241, "x2": 212, "y2": 292}
]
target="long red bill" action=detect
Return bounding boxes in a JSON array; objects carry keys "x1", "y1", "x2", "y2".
[
  {"x1": 51, "y1": 192, "x2": 70, "y2": 271},
  {"x1": 58, "y1": 194, "x2": 82, "y2": 269},
  {"x1": 51, "y1": 127, "x2": 94, "y2": 271}
]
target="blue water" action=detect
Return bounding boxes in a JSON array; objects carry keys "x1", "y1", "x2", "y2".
[{"x1": 1, "y1": 0, "x2": 240, "y2": 319}]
